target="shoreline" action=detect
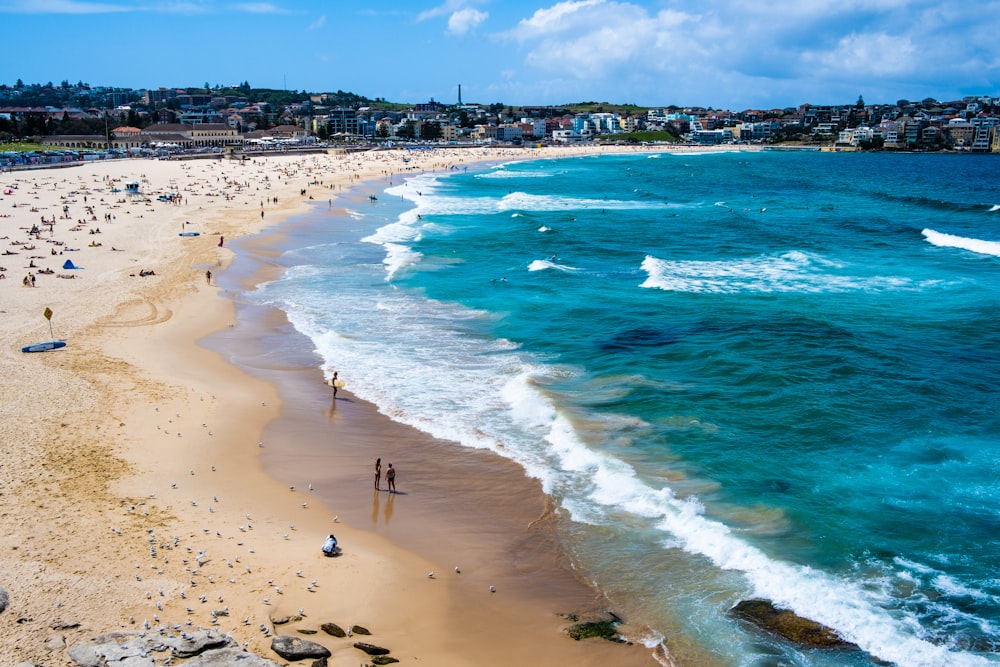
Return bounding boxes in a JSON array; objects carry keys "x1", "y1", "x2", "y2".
[
  {"x1": 0, "y1": 146, "x2": 677, "y2": 665},
  {"x1": 207, "y1": 169, "x2": 660, "y2": 664}
]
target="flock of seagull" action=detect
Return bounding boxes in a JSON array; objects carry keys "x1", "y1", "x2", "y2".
[{"x1": 109, "y1": 401, "x2": 496, "y2": 645}]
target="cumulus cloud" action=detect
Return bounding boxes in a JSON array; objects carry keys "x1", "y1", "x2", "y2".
[
  {"x1": 448, "y1": 7, "x2": 487, "y2": 35},
  {"x1": 491, "y1": 0, "x2": 996, "y2": 108},
  {"x1": 417, "y1": 0, "x2": 488, "y2": 36}
]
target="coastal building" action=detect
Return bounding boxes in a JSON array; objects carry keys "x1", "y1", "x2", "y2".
[
  {"x1": 971, "y1": 125, "x2": 993, "y2": 152},
  {"x1": 140, "y1": 122, "x2": 240, "y2": 149},
  {"x1": 692, "y1": 129, "x2": 734, "y2": 144},
  {"x1": 945, "y1": 121, "x2": 977, "y2": 148},
  {"x1": 496, "y1": 124, "x2": 522, "y2": 142},
  {"x1": 111, "y1": 126, "x2": 143, "y2": 149},
  {"x1": 325, "y1": 107, "x2": 360, "y2": 137}
]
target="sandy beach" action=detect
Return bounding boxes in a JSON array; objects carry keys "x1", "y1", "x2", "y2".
[{"x1": 0, "y1": 145, "x2": 682, "y2": 665}]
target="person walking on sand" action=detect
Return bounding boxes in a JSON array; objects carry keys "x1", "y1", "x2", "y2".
[
  {"x1": 205, "y1": 269, "x2": 212, "y2": 284},
  {"x1": 331, "y1": 371, "x2": 339, "y2": 399},
  {"x1": 374, "y1": 457, "x2": 382, "y2": 490},
  {"x1": 386, "y1": 463, "x2": 396, "y2": 493}
]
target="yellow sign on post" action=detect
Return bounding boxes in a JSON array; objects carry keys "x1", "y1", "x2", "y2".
[{"x1": 43, "y1": 307, "x2": 54, "y2": 341}]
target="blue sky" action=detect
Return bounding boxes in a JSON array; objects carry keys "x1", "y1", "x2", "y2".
[{"x1": 2, "y1": 0, "x2": 998, "y2": 110}]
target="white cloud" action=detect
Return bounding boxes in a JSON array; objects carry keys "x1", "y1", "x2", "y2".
[
  {"x1": 0, "y1": 0, "x2": 132, "y2": 13},
  {"x1": 416, "y1": 0, "x2": 468, "y2": 23},
  {"x1": 448, "y1": 7, "x2": 487, "y2": 35},
  {"x1": 806, "y1": 32, "x2": 917, "y2": 77},
  {"x1": 488, "y1": 0, "x2": 1000, "y2": 108},
  {"x1": 513, "y1": 0, "x2": 604, "y2": 37},
  {"x1": 233, "y1": 2, "x2": 286, "y2": 13},
  {"x1": 308, "y1": 14, "x2": 326, "y2": 30}
]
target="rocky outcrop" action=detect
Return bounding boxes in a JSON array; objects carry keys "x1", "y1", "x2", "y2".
[
  {"x1": 67, "y1": 632, "x2": 155, "y2": 667},
  {"x1": 161, "y1": 629, "x2": 234, "y2": 658},
  {"x1": 66, "y1": 630, "x2": 273, "y2": 667},
  {"x1": 371, "y1": 657, "x2": 399, "y2": 665},
  {"x1": 350, "y1": 624, "x2": 371, "y2": 636},
  {"x1": 270, "y1": 635, "x2": 332, "y2": 661},
  {"x1": 729, "y1": 599, "x2": 857, "y2": 649},
  {"x1": 0, "y1": 587, "x2": 8, "y2": 614},
  {"x1": 183, "y1": 648, "x2": 283, "y2": 666}
]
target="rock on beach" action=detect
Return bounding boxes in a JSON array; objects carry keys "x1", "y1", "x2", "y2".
[{"x1": 270, "y1": 635, "x2": 332, "y2": 661}]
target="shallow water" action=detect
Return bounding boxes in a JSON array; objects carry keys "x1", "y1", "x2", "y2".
[{"x1": 244, "y1": 150, "x2": 1000, "y2": 666}]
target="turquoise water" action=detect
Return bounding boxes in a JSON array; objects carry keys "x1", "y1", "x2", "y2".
[{"x1": 249, "y1": 150, "x2": 1000, "y2": 666}]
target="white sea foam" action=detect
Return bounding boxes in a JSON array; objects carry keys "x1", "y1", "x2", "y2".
[
  {"x1": 498, "y1": 191, "x2": 671, "y2": 213},
  {"x1": 639, "y1": 252, "x2": 914, "y2": 294},
  {"x1": 922, "y1": 228, "x2": 1000, "y2": 257},
  {"x1": 538, "y1": 226, "x2": 550, "y2": 232},
  {"x1": 989, "y1": 204, "x2": 1000, "y2": 212},
  {"x1": 475, "y1": 168, "x2": 552, "y2": 179},
  {"x1": 527, "y1": 259, "x2": 579, "y2": 272},
  {"x1": 495, "y1": 373, "x2": 988, "y2": 666}
]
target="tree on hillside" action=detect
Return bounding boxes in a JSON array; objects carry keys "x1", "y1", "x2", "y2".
[
  {"x1": 397, "y1": 120, "x2": 416, "y2": 139},
  {"x1": 422, "y1": 121, "x2": 442, "y2": 141}
]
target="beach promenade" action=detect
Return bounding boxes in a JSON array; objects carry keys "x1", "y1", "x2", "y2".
[{"x1": 0, "y1": 147, "x2": 669, "y2": 665}]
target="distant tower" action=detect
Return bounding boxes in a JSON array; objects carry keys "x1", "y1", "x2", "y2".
[{"x1": 458, "y1": 84, "x2": 462, "y2": 106}]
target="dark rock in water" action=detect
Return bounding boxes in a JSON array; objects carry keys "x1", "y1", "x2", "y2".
[
  {"x1": 320, "y1": 622, "x2": 346, "y2": 637},
  {"x1": 350, "y1": 624, "x2": 371, "y2": 636},
  {"x1": 730, "y1": 599, "x2": 857, "y2": 649},
  {"x1": 353, "y1": 641, "x2": 390, "y2": 656},
  {"x1": 183, "y1": 648, "x2": 283, "y2": 666},
  {"x1": 372, "y1": 657, "x2": 400, "y2": 665},
  {"x1": 0, "y1": 587, "x2": 8, "y2": 614},
  {"x1": 763, "y1": 478, "x2": 790, "y2": 493},
  {"x1": 565, "y1": 611, "x2": 627, "y2": 643},
  {"x1": 271, "y1": 635, "x2": 331, "y2": 661}
]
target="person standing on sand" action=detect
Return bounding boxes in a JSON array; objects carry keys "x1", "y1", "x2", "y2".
[
  {"x1": 205, "y1": 269, "x2": 212, "y2": 284},
  {"x1": 374, "y1": 457, "x2": 382, "y2": 490},
  {"x1": 386, "y1": 463, "x2": 396, "y2": 493}
]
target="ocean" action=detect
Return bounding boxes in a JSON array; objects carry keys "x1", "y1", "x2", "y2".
[{"x1": 243, "y1": 149, "x2": 1000, "y2": 666}]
